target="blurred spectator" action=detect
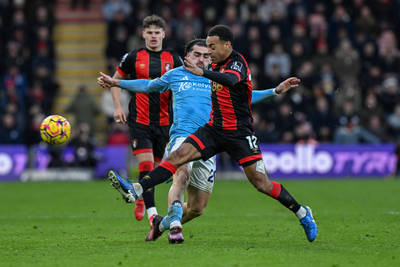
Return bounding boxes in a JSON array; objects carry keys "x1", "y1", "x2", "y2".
[
  {"x1": 177, "y1": 0, "x2": 200, "y2": 19},
  {"x1": 0, "y1": 113, "x2": 23, "y2": 144},
  {"x1": 315, "y1": 62, "x2": 339, "y2": 96},
  {"x1": 333, "y1": 39, "x2": 360, "y2": 83},
  {"x1": 379, "y1": 76, "x2": 400, "y2": 114},
  {"x1": 101, "y1": 88, "x2": 129, "y2": 123},
  {"x1": 107, "y1": 122, "x2": 130, "y2": 145},
  {"x1": 289, "y1": 42, "x2": 306, "y2": 74},
  {"x1": 103, "y1": 0, "x2": 131, "y2": 22},
  {"x1": 308, "y1": 3, "x2": 328, "y2": 40},
  {"x1": 295, "y1": 121, "x2": 317, "y2": 144},
  {"x1": 387, "y1": 104, "x2": 400, "y2": 139},
  {"x1": 334, "y1": 115, "x2": 380, "y2": 144},
  {"x1": 69, "y1": 123, "x2": 98, "y2": 168},
  {"x1": 366, "y1": 114, "x2": 388, "y2": 142},
  {"x1": 264, "y1": 43, "x2": 291, "y2": 77},
  {"x1": 276, "y1": 102, "x2": 296, "y2": 141},
  {"x1": 377, "y1": 30, "x2": 400, "y2": 73},
  {"x1": 259, "y1": 0, "x2": 287, "y2": 23},
  {"x1": 71, "y1": 0, "x2": 90, "y2": 10},
  {"x1": 65, "y1": 85, "x2": 100, "y2": 131},
  {"x1": 360, "y1": 92, "x2": 385, "y2": 127},
  {"x1": 308, "y1": 97, "x2": 336, "y2": 141},
  {"x1": 105, "y1": 25, "x2": 128, "y2": 62},
  {"x1": 354, "y1": 5, "x2": 377, "y2": 37},
  {"x1": 253, "y1": 111, "x2": 280, "y2": 143}
]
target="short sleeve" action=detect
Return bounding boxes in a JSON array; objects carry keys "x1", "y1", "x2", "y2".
[
  {"x1": 225, "y1": 59, "x2": 247, "y2": 82},
  {"x1": 117, "y1": 51, "x2": 136, "y2": 78}
]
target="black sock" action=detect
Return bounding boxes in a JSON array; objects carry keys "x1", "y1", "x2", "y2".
[
  {"x1": 269, "y1": 181, "x2": 301, "y2": 213},
  {"x1": 139, "y1": 161, "x2": 176, "y2": 191},
  {"x1": 139, "y1": 171, "x2": 155, "y2": 208}
]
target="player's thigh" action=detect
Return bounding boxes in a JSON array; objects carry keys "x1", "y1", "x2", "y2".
[
  {"x1": 184, "y1": 125, "x2": 221, "y2": 162},
  {"x1": 165, "y1": 137, "x2": 198, "y2": 167},
  {"x1": 152, "y1": 125, "x2": 170, "y2": 163},
  {"x1": 129, "y1": 123, "x2": 154, "y2": 160},
  {"x1": 223, "y1": 132, "x2": 262, "y2": 167},
  {"x1": 189, "y1": 157, "x2": 216, "y2": 194}
]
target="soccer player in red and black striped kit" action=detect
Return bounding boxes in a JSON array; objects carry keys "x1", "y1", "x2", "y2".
[
  {"x1": 109, "y1": 15, "x2": 182, "y2": 225},
  {"x1": 124, "y1": 25, "x2": 317, "y2": 242}
]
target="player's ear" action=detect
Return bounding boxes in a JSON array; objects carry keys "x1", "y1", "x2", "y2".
[{"x1": 161, "y1": 30, "x2": 165, "y2": 39}]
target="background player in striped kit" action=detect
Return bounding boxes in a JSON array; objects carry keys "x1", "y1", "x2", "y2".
[{"x1": 108, "y1": 15, "x2": 182, "y2": 225}]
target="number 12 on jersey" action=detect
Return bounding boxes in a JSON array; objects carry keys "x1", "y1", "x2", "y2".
[{"x1": 246, "y1": 135, "x2": 258, "y2": 149}]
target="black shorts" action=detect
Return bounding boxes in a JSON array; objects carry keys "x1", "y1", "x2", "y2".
[
  {"x1": 129, "y1": 122, "x2": 169, "y2": 162},
  {"x1": 184, "y1": 124, "x2": 262, "y2": 167}
]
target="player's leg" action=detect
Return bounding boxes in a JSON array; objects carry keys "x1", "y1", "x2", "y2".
[
  {"x1": 226, "y1": 133, "x2": 317, "y2": 242},
  {"x1": 130, "y1": 124, "x2": 158, "y2": 222},
  {"x1": 243, "y1": 161, "x2": 317, "y2": 242},
  {"x1": 145, "y1": 137, "x2": 192, "y2": 242},
  {"x1": 149, "y1": 164, "x2": 190, "y2": 243},
  {"x1": 135, "y1": 152, "x2": 156, "y2": 223},
  {"x1": 142, "y1": 125, "x2": 170, "y2": 226},
  {"x1": 108, "y1": 123, "x2": 157, "y2": 223},
  {"x1": 182, "y1": 185, "x2": 210, "y2": 224},
  {"x1": 168, "y1": 164, "x2": 190, "y2": 205},
  {"x1": 182, "y1": 158, "x2": 215, "y2": 223}
]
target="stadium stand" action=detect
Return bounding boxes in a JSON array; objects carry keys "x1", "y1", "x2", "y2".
[{"x1": 1, "y1": 0, "x2": 400, "y2": 146}]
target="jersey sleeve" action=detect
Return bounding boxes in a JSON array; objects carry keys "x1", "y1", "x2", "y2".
[
  {"x1": 117, "y1": 51, "x2": 136, "y2": 78},
  {"x1": 224, "y1": 58, "x2": 247, "y2": 83},
  {"x1": 203, "y1": 58, "x2": 248, "y2": 87},
  {"x1": 120, "y1": 71, "x2": 170, "y2": 93},
  {"x1": 251, "y1": 88, "x2": 276, "y2": 104}
]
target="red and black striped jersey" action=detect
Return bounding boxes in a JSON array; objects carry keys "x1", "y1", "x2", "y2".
[
  {"x1": 205, "y1": 50, "x2": 253, "y2": 132},
  {"x1": 116, "y1": 48, "x2": 182, "y2": 127}
]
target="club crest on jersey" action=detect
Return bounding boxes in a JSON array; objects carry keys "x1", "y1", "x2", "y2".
[
  {"x1": 131, "y1": 139, "x2": 138, "y2": 149},
  {"x1": 211, "y1": 81, "x2": 223, "y2": 91},
  {"x1": 140, "y1": 64, "x2": 145, "y2": 69},
  {"x1": 230, "y1": 61, "x2": 243, "y2": 72},
  {"x1": 164, "y1": 62, "x2": 171, "y2": 72}
]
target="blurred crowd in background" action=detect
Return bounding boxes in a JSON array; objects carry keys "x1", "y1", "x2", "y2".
[
  {"x1": 0, "y1": 0, "x2": 57, "y2": 145},
  {"x1": 1, "y1": 0, "x2": 400, "y2": 147}
]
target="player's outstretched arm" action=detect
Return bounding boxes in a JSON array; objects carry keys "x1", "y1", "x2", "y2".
[
  {"x1": 251, "y1": 77, "x2": 301, "y2": 104},
  {"x1": 97, "y1": 72, "x2": 168, "y2": 93}
]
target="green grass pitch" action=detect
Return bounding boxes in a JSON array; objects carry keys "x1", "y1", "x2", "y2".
[{"x1": 1, "y1": 178, "x2": 400, "y2": 266}]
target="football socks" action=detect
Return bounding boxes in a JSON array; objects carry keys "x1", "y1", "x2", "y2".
[{"x1": 269, "y1": 181, "x2": 301, "y2": 213}]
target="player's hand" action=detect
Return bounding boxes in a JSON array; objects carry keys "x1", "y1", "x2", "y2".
[
  {"x1": 97, "y1": 72, "x2": 119, "y2": 88},
  {"x1": 114, "y1": 106, "x2": 127, "y2": 124},
  {"x1": 183, "y1": 58, "x2": 204, "y2": 76},
  {"x1": 275, "y1": 77, "x2": 301, "y2": 94}
]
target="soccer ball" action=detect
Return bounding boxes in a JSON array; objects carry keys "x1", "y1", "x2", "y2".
[{"x1": 40, "y1": 115, "x2": 71, "y2": 145}]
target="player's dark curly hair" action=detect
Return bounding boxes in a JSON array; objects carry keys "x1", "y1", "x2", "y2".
[
  {"x1": 207, "y1": 25, "x2": 233, "y2": 43},
  {"x1": 142, "y1": 15, "x2": 166, "y2": 30},
  {"x1": 184, "y1": 39, "x2": 207, "y2": 56}
]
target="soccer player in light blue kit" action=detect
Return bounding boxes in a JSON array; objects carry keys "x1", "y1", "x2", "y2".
[{"x1": 98, "y1": 39, "x2": 302, "y2": 243}]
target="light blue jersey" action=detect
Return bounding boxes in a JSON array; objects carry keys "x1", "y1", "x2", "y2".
[{"x1": 119, "y1": 66, "x2": 276, "y2": 141}]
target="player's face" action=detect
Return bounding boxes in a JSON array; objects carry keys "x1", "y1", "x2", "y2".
[
  {"x1": 206, "y1": 35, "x2": 231, "y2": 63},
  {"x1": 186, "y1": 45, "x2": 211, "y2": 69},
  {"x1": 142, "y1": 25, "x2": 165, "y2": 51}
]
